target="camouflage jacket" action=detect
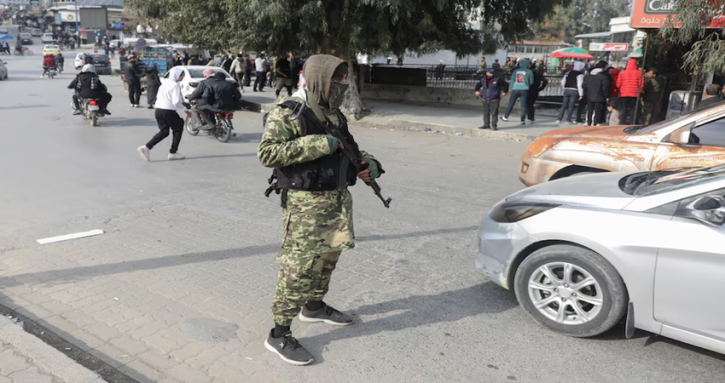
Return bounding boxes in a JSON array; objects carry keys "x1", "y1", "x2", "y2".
[
  {"x1": 258, "y1": 91, "x2": 377, "y2": 252},
  {"x1": 258, "y1": 91, "x2": 377, "y2": 170}
]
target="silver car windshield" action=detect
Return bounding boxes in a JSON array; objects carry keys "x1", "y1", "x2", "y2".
[
  {"x1": 625, "y1": 102, "x2": 724, "y2": 134},
  {"x1": 620, "y1": 165, "x2": 725, "y2": 196}
]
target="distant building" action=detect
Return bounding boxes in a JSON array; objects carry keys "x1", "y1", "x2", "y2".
[
  {"x1": 506, "y1": 41, "x2": 572, "y2": 61},
  {"x1": 575, "y1": 16, "x2": 646, "y2": 65}
]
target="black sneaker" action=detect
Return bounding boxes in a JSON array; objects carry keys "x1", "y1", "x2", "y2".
[
  {"x1": 264, "y1": 330, "x2": 314, "y2": 366},
  {"x1": 299, "y1": 303, "x2": 353, "y2": 326},
  {"x1": 491, "y1": 126, "x2": 498, "y2": 131}
]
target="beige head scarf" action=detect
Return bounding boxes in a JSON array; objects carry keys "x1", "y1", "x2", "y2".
[{"x1": 302, "y1": 55, "x2": 347, "y2": 106}]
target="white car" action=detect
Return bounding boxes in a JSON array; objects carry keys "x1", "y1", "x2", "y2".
[
  {"x1": 0, "y1": 26, "x2": 8, "y2": 34},
  {"x1": 161, "y1": 66, "x2": 236, "y2": 98},
  {"x1": 41, "y1": 33, "x2": 54, "y2": 44},
  {"x1": 0, "y1": 60, "x2": 8, "y2": 80},
  {"x1": 477, "y1": 165, "x2": 725, "y2": 355}
]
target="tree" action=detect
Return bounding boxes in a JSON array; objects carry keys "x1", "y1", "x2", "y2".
[
  {"x1": 128, "y1": 0, "x2": 569, "y2": 117},
  {"x1": 530, "y1": 0, "x2": 630, "y2": 43},
  {"x1": 661, "y1": 0, "x2": 725, "y2": 77}
]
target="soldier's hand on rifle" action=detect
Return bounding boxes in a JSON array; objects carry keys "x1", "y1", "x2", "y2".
[
  {"x1": 325, "y1": 136, "x2": 344, "y2": 152},
  {"x1": 357, "y1": 161, "x2": 372, "y2": 183}
]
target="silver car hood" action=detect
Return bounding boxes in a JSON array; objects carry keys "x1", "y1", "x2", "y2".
[{"x1": 508, "y1": 172, "x2": 636, "y2": 210}]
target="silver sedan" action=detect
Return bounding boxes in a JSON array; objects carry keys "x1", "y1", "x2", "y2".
[{"x1": 476, "y1": 165, "x2": 725, "y2": 354}]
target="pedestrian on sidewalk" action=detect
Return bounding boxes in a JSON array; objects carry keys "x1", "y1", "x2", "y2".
[
  {"x1": 697, "y1": 84, "x2": 723, "y2": 109},
  {"x1": 230, "y1": 54, "x2": 246, "y2": 92},
  {"x1": 476, "y1": 56, "x2": 487, "y2": 74},
  {"x1": 607, "y1": 99, "x2": 620, "y2": 125},
  {"x1": 137, "y1": 67, "x2": 189, "y2": 162},
  {"x1": 274, "y1": 56, "x2": 293, "y2": 97},
  {"x1": 642, "y1": 68, "x2": 664, "y2": 125},
  {"x1": 125, "y1": 54, "x2": 143, "y2": 108},
  {"x1": 475, "y1": 69, "x2": 508, "y2": 130},
  {"x1": 492, "y1": 59, "x2": 501, "y2": 70},
  {"x1": 145, "y1": 63, "x2": 161, "y2": 109},
  {"x1": 582, "y1": 61, "x2": 610, "y2": 126},
  {"x1": 254, "y1": 53, "x2": 267, "y2": 92},
  {"x1": 556, "y1": 61, "x2": 585, "y2": 124},
  {"x1": 501, "y1": 59, "x2": 533, "y2": 125},
  {"x1": 289, "y1": 52, "x2": 302, "y2": 89},
  {"x1": 243, "y1": 54, "x2": 253, "y2": 87},
  {"x1": 526, "y1": 63, "x2": 548, "y2": 122},
  {"x1": 616, "y1": 58, "x2": 643, "y2": 124},
  {"x1": 258, "y1": 54, "x2": 385, "y2": 366}
]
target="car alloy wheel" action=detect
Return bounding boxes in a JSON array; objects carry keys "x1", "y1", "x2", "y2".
[
  {"x1": 527, "y1": 262, "x2": 603, "y2": 325},
  {"x1": 514, "y1": 245, "x2": 628, "y2": 337}
]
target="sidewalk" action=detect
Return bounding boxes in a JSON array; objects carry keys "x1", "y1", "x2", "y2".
[
  {"x1": 0, "y1": 315, "x2": 103, "y2": 383},
  {"x1": 242, "y1": 90, "x2": 574, "y2": 141}
]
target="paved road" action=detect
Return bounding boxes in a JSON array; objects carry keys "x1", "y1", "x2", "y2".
[{"x1": 1, "y1": 49, "x2": 724, "y2": 383}]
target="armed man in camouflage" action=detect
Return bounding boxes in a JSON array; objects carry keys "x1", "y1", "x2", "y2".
[{"x1": 258, "y1": 54, "x2": 384, "y2": 366}]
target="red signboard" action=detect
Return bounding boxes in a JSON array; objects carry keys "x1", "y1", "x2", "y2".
[
  {"x1": 630, "y1": 0, "x2": 725, "y2": 28},
  {"x1": 589, "y1": 42, "x2": 630, "y2": 51}
]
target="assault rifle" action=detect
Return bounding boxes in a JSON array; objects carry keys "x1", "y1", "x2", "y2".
[{"x1": 324, "y1": 121, "x2": 392, "y2": 209}]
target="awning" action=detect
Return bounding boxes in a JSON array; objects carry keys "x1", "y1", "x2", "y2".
[
  {"x1": 574, "y1": 32, "x2": 612, "y2": 39},
  {"x1": 550, "y1": 51, "x2": 594, "y2": 60}
]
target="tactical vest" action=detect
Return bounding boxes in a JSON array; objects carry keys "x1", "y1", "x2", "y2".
[{"x1": 265, "y1": 101, "x2": 358, "y2": 199}]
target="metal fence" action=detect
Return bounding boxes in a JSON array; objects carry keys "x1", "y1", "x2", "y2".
[{"x1": 367, "y1": 64, "x2": 564, "y2": 97}]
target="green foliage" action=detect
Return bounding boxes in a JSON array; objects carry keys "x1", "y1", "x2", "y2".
[
  {"x1": 530, "y1": 0, "x2": 630, "y2": 43},
  {"x1": 127, "y1": 0, "x2": 569, "y2": 58},
  {"x1": 661, "y1": 0, "x2": 725, "y2": 75}
]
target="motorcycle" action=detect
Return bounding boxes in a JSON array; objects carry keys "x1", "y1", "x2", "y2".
[
  {"x1": 43, "y1": 66, "x2": 57, "y2": 79},
  {"x1": 184, "y1": 100, "x2": 234, "y2": 143},
  {"x1": 75, "y1": 98, "x2": 103, "y2": 127},
  {"x1": 13, "y1": 47, "x2": 33, "y2": 56}
]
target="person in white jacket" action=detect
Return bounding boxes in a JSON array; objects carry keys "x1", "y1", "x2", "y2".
[
  {"x1": 229, "y1": 54, "x2": 246, "y2": 92},
  {"x1": 137, "y1": 66, "x2": 189, "y2": 161}
]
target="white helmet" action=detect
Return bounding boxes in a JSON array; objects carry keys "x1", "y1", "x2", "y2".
[{"x1": 81, "y1": 64, "x2": 96, "y2": 73}]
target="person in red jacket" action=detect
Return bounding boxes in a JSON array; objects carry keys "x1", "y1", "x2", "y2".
[
  {"x1": 608, "y1": 67, "x2": 620, "y2": 99},
  {"x1": 616, "y1": 58, "x2": 643, "y2": 124},
  {"x1": 42, "y1": 54, "x2": 56, "y2": 78}
]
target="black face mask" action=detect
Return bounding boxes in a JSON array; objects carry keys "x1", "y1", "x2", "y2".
[{"x1": 328, "y1": 82, "x2": 349, "y2": 109}]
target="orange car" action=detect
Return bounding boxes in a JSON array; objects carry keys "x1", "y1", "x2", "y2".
[{"x1": 519, "y1": 101, "x2": 725, "y2": 186}]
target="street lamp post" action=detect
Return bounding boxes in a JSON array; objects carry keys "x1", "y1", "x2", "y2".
[{"x1": 74, "y1": 0, "x2": 79, "y2": 48}]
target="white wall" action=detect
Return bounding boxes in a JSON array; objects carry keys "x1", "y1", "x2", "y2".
[{"x1": 364, "y1": 48, "x2": 507, "y2": 68}]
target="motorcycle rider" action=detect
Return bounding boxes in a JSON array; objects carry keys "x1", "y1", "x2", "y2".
[
  {"x1": 68, "y1": 64, "x2": 113, "y2": 116},
  {"x1": 42, "y1": 54, "x2": 56, "y2": 77},
  {"x1": 55, "y1": 53, "x2": 64, "y2": 73},
  {"x1": 201, "y1": 72, "x2": 242, "y2": 123},
  {"x1": 187, "y1": 68, "x2": 216, "y2": 127}
]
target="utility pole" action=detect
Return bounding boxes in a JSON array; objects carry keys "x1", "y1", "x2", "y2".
[{"x1": 74, "y1": 0, "x2": 79, "y2": 48}]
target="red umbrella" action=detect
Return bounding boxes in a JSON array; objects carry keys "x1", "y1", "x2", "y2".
[{"x1": 550, "y1": 51, "x2": 593, "y2": 60}]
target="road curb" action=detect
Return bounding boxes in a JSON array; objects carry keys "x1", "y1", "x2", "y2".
[
  {"x1": 245, "y1": 100, "x2": 537, "y2": 142},
  {"x1": 0, "y1": 315, "x2": 104, "y2": 383}
]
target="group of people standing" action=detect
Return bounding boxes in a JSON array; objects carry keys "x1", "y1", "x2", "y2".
[
  {"x1": 556, "y1": 58, "x2": 664, "y2": 127},
  {"x1": 474, "y1": 59, "x2": 548, "y2": 129}
]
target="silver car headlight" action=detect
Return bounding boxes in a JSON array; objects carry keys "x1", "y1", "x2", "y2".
[{"x1": 489, "y1": 202, "x2": 560, "y2": 223}]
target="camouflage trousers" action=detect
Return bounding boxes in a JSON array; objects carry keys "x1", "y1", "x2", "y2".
[
  {"x1": 272, "y1": 189, "x2": 353, "y2": 326},
  {"x1": 272, "y1": 250, "x2": 342, "y2": 325}
]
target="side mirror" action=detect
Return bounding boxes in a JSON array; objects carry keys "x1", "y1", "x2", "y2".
[
  {"x1": 664, "y1": 123, "x2": 693, "y2": 144},
  {"x1": 677, "y1": 194, "x2": 725, "y2": 226}
]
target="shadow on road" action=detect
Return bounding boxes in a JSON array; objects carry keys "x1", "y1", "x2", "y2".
[
  {"x1": 357, "y1": 226, "x2": 477, "y2": 242},
  {"x1": 0, "y1": 244, "x2": 280, "y2": 289},
  {"x1": 303, "y1": 283, "x2": 518, "y2": 363}
]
